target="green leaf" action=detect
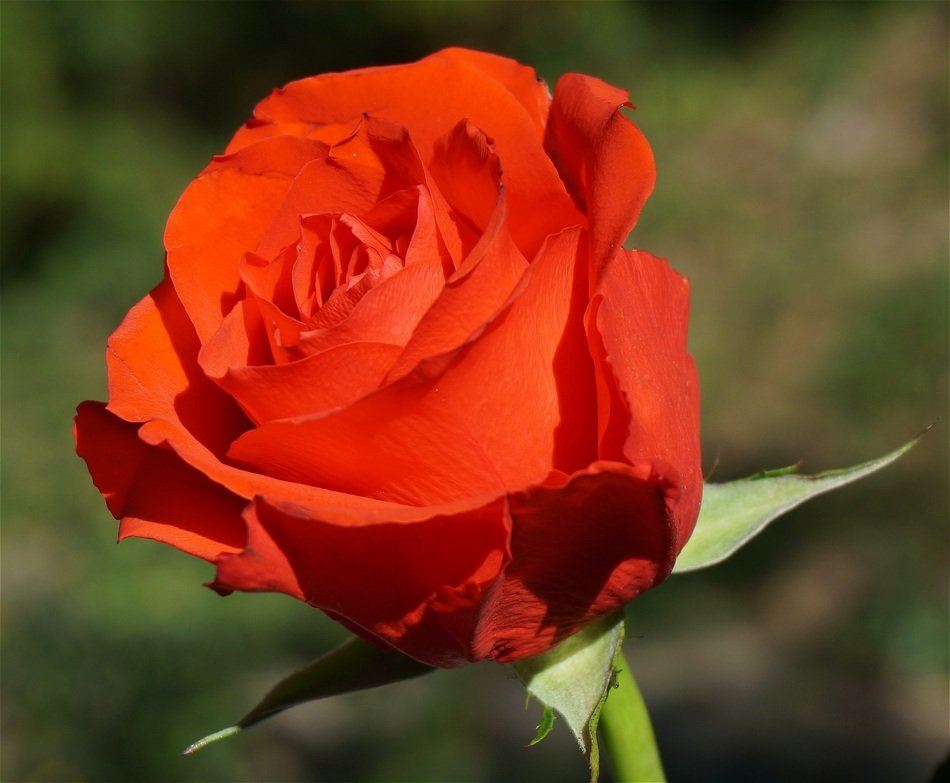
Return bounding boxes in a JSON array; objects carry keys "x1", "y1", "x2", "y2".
[
  {"x1": 511, "y1": 612, "x2": 625, "y2": 783},
  {"x1": 674, "y1": 436, "x2": 922, "y2": 574},
  {"x1": 183, "y1": 635, "x2": 434, "y2": 754}
]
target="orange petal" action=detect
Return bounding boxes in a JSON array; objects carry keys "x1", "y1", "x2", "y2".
[
  {"x1": 295, "y1": 256, "x2": 445, "y2": 356},
  {"x1": 251, "y1": 117, "x2": 426, "y2": 262},
  {"x1": 428, "y1": 119, "x2": 503, "y2": 235},
  {"x1": 106, "y1": 278, "x2": 250, "y2": 459},
  {"x1": 416, "y1": 227, "x2": 598, "y2": 481},
  {"x1": 103, "y1": 277, "x2": 395, "y2": 515},
  {"x1": 385, "y1": 195, "x2": 527, "y2": 381}
]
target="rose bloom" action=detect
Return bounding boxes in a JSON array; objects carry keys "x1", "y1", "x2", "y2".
[{"x1": 75, "y1": 48, "x2": 701, "y2": 668}]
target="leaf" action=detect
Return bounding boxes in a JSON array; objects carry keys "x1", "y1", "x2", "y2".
[
  {"x1": 183, "y1": 635, "x2": 434, "y2": 754},
  {"x1": 674, "y1": 435, "x2": 922, "y2": 574},
  {"x1": 511, "y1": 612, "x2": 625, "y2": 783}
]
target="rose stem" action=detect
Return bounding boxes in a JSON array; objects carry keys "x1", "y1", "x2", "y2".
[{"x1": 598, "y1": 646, "x2": 667, "y2": 783}]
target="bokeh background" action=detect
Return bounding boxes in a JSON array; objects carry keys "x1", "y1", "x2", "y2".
[{"x1": 2, "y1": 2, "x2": 947, "y2": 781}]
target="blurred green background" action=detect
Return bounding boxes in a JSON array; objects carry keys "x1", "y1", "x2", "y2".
[{"x1": 2, "y1": 2, "x2": 947, "y2": 781}]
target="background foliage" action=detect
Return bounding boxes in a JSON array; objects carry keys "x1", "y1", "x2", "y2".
[{"x1": 2, "y1": 2, "x2": 947, "y2": 781}]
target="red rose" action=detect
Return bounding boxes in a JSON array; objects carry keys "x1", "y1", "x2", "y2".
[{"x1": 75, "y1": 48, "x2": 701, "y2": 668}]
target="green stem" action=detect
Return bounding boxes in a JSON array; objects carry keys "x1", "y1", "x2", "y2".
[{"x1": 598, "y1": 647, "x2": 666, "y2": 783}]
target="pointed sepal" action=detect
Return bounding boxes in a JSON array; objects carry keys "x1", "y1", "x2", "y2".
[{"x1": 511, "y1": 612, "x2": 625, "y2": 782}]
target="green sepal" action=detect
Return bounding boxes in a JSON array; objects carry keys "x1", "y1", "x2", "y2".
[
  {"x1": 511, "y1": 612, "x2": 625, "y2": 782},
  {"x1": 527, "y1": 705, "x2": 557, "y2": 747},
  {"x1": 674, "y1": 435, "x2": 922, "y2": 574},
  {"x1": 183, "y1": 635, "x2": 434, "y2": 754}
]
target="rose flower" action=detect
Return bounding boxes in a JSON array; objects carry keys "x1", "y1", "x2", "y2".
[{"x1": 75, "y1": 48, "x2": 701, "y2": 668}]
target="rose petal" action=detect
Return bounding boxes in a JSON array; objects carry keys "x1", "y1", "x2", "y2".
[
  {"x1": 252, "y1": 116, "x2": 427, "y2": 261},
  {"x1": 165, "y1": 135, "x2": 330, "y2": 343},
  {"x1": 428, "y1": 119, "x2": 503, "y2": 236},
  {"x1": 385, "y1": 196, "x2": 527, "y2": 381},
  {"x1": 74, "y1": 402, "x2": 246, "y2": 561},
  {"x1": 228, "y1": 48, "x2": 581, "y2": 259},
  {"x1": 214, "y1": 342, "x2": 404, "y2": 424},
  {"x1": 586, "y1": 249, "x2": 702, "y2": 552},
  {"x1": 470, "y1": 460, "x2": 679, "y2": 662},
  {"x1": 212, "y1": 493, "x2": 512, "y2": 668},
  {"x1": 229, "y1": 227, "x2": 597, "y2": 505},
  {"x1": 546, "y1": 73, "x2": 655, "y2": 274},
  {"x1": 102, "y1": 276, "x2": 399, "y2": 514},
  {"x1": 106, "y1": 278, "x2": 250, "y2": 459},
  {"x1": 294, "y1": 255, "x2": 445, "y2": 356}
]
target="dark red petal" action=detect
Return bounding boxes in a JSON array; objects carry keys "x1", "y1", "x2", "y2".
[
  {"x1": 471, "y1": 460, "x2": 679, "y2": 662},
  {"x1": 546, "y1": 73, "x2": 656, "y2": 275},
  {"x1": 212, "y1": 493, "x2": 512, "y2": 667},
  {"x1": 74, "y1": 402, "x2": 246, "y2": 561}
]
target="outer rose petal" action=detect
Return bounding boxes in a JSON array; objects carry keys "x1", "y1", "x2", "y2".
[
  {"x1": 546, "y1": 73, "x2": 655, "y2": 274},
  {"x1": 212, "y1": 494, "x2": 512, "y2": 668},
  {"x1": 587, "y1": 249, "x2": 702, "y2": 553},
  {"x1": 213, "y1": 342, "x2": 404, "y2": 424},
  {"x1": 74, "y1": 402, "x2": 246, "y2": 561},
  {"x1": 469, "y1": 460, "x2": 679, "y2": 662}
]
